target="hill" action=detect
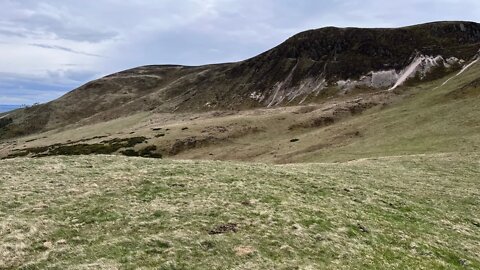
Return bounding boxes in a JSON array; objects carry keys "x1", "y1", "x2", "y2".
[
  {"x1": 1, "y1": 21, "x2": 480, "y2": 140},
  {"x1": 1, "y1": 48, "x2": 479, "y2": 163}
]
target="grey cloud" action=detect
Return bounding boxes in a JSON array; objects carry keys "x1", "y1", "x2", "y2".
[
  {"x1": 0, "y1": 69, "x2": 98, "y2": 89},
  {"x1": 13, "y1": 13, "x2": 117, "y2": 42},
  {"x1": 29, "y1": 43, "x2": 103, "y2": 57},
  {"x1": 0, "y1": 28, "x2": 27, "y2": 38},
  {"x1": 0, "y1": 1, "x2": 118, "y2": 43}
]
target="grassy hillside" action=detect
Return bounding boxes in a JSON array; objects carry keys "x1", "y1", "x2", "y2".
[
  {"x1": 4, "y1": 57, "x2": 479, "y2": 164},
  {"x1": 169, "y1": 57, "x2": 480, "y2": 163},
  {"x1": 1, "y1": 22, "x2": 479, "y2": 139},
  {"x1": 1, "y1": 153, "x2": 479, "y2": 269}
]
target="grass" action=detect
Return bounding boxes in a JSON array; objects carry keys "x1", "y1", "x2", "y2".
[{"x1": 1, "y1": 153, "x2": 479, "y2": 269}]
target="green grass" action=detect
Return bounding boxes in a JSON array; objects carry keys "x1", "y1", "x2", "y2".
[{"x1": 1, "y1": 153, "x2": 479, "y2": 269}]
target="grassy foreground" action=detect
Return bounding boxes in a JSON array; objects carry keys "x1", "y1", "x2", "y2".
[{"x1": 1, "y1": 154, "x2": 479, "y2": 269}]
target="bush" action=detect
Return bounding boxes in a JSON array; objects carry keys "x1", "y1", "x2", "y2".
[{"x1": 0, "y1": 117, "x2": 13, "y2": 129}]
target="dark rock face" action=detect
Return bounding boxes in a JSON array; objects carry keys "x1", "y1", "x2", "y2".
[
  {"x1": 2, "y1": 21, "x2": 480, "y2": 138},
  {"x1": 234, "y1": 21, "x2": 480, "y2": 83}
]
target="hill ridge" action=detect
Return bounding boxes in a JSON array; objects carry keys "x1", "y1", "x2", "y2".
[{"x1": 1, "y1": 21, "x2": 480, "y2": 139}]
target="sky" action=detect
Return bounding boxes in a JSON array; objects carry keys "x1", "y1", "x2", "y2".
[{"x1": 0, "y1": 0, "x2": 479, "y2": 105}]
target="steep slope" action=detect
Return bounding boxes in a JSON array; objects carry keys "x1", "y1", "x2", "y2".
[
  {"x1": 2, "y1": 53, "x2": 480, "y2": 162},
  {"x1": 1, "y1": 21, "x2": 479, "y2": 140},
  {"x1": 279, "y1": 54, "x2": 480, "y2": 163},
  {"x1": 160, "y1": 55, "x2": 480, "y2": 163}
]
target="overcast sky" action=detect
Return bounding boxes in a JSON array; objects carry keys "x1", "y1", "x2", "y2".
[{"x1": 0, "y1": 0, "x2": 479, "y2": 105}]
